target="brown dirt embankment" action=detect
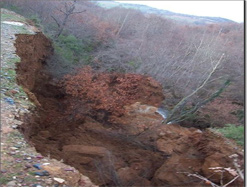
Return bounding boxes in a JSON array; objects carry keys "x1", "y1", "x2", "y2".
[{"x1": 15, "y1": 33, "x2": 244, "y2": 186}]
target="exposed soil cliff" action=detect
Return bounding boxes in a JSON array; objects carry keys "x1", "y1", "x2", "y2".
[{"x1": 15, "y1": 33, "x2": 244, "y2": 186}]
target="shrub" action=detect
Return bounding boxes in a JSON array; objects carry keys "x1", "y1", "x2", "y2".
[
  {"x1": 53, "y1": 34, "x2": 95, "y2": 66},
  {"x1": 28, "y1": 14, "x2": 42, "y2": 27},
  {"x1": 0, "y1": 3, "x2": 21, "y2": 14},
  {"x1": 215, "y1": 124, "x2": 244, "y2": 146},
  {"x1": 231, "y1": 109, "x2": 244, "y2": 123}
]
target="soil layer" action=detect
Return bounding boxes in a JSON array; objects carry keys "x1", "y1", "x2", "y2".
[{"x1": 15, "y1": 33, "x2": 244, "y2": 186}]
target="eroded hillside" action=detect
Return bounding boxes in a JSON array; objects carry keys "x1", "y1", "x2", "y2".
[{"x1": 14, "y1": 33, "x2": 244, "y2": 186}]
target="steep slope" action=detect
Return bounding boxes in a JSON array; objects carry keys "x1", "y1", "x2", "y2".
[
  {"x1": 14, "y1": 33, "x2": 244, "y2": 186},
  {"x1": 1, "y1": 9, "x2": 96, "y2": 187}
]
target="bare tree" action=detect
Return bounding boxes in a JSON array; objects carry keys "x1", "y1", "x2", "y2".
[
  {"x1": 51, "y1": 0, "x2": 85, "y2": 38},
  {"x1": 166, "y1": 53, "x2": 230, "y2": 124}
]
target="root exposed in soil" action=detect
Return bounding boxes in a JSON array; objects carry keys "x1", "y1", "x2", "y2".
[{"x1": 15, "y1": 33, "x2": 244, "y2": 186}]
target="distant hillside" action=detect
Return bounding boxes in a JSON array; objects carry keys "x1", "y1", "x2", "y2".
[{"x1": 94, "y1": 1, "x2": 235, "y2": 25}]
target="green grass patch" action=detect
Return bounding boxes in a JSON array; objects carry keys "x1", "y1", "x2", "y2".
[
  {"x1": 7, "y1": 131, "x2": 24, "y2": 141},
  {"x1": 8, "y1": 56, "x2": 21, "y2": 64},
  {"x1": 0, "y1": 172, "x2": 20, "y2": 184},
  {"x1": 28, "y1": 14, "x2": 42, "y2": 27},
  {"x1": 27, "y1": 171, "x2": 37, "y2": 176},
  {"x1": 25, "y1": 175, "x2": 38, "y2": 183},
  {"x1": 0, "y1": 3, "x2": 21, "y2": 14},
  {"x1": 54, "y1": 34, "x2": 83, "y2": 63},
  {"x1": 1, "y1": 13, "x2": 26, "y2": 22},
  {"x1": 53, "y1": 34, "x2": 95, "y2": 66},
  {"x1": 11, "y1": 25, "x2": 32, "y2": 34},
  {"x1": 214, "y1": 124, "x2": 244, "y2": 146},
  {"x1": 0, "y1": 176, "x2": 10, "y2": 185}
]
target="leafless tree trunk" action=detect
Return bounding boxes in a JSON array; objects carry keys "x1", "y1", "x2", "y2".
[{"x1": 51, "y1": 0, "x2": 85, "y2": 38}]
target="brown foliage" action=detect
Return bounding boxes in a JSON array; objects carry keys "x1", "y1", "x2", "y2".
[
  {"x1": 199, "y1": 98, "x2": 243, "y2": 127},
  {"x1": 62, "y1": 66, "x2": 164, "y2": 117}
]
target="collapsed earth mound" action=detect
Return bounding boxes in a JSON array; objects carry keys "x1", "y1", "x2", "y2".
[{"x1": 15, "y1": 33, "x2": 244, "y2": 186}]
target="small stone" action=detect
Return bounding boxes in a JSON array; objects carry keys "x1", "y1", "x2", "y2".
[
  {"x1": 13, "y1": 176, "x2": 16, "y2": 179},
  {"x1": 32, "y1": 184, "x2": 43, "y2": 187},
  {"x1": 6, "y1": 180, "x2": 16, "y2": 187},
  {"x1": 42, "y1": 163, "x2": 50, "y2": 166},
  {"x1": 1, "y1": 169, "x2": 7, "y2": 173},
  {"x1": 36, "y1": 155, "x2": 43, "y2": 159},
  {"x1": 24, "y1": 157, "x2": 32, "y2": 160},
  {"x1": 11, "y1": 125, "x2": 18, "y2": 129},
  {"x1": 25, "y1": 163, "x2": 32, "y2": 168},
  {"x1": 53, "y1": 177, "x2": 65, "y2": 184},
  {"x1": 64, "y1": 168, "x2": 74, "y2": 172},
  {"x1": 14, "y1": 145, "x2": 22, "y2": 148},
  {"x1": 17, "y1": 177, "x2": 24, "y2": 183},
  {"x1": 45, "y1": 178, "x2": 53, "y2": 185},
  {"x1": 159, "y1": 132, "x2": 165, "y2": 136},
  {"x1": 10, "y1": 147, "x2": 18, "y2": 150},
  {"x1": 15, "y1": 158, "x2": 22, "y2": 163},
  {"x1": 9, "y1": 151, "x2": 16, "y2": 155}
]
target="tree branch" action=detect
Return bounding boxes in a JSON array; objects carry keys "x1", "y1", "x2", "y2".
[
  {"x1": 167, "y1": 53, "x2": 225, "y2": 123},
  {"x1": 51, "y1": 15, "x2": 60, "y2": 28}
]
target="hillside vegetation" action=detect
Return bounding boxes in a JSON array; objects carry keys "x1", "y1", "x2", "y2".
[
  {"x1": 1, "y1": 0, "x2": 244, "y2": 148},
  {"x1": 0, "y1": 1, "x2": 244, "y2": 186}
]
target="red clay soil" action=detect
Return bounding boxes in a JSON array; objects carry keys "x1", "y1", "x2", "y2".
[{"x1": 14, "y1": 33, "x2": 244, "y2": 186}]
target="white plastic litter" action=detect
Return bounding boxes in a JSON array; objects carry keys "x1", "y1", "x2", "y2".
[
  {"x1": 2, "y1": 21, "x2": 24, "y2": 26},
  {"x1": 53, "y1": 177, "x2": 65, "y2": 184}
]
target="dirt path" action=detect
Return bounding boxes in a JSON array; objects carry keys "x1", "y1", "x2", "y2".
[{"x1": 1, "y1": 9, "x2": 96, "y2": 187}]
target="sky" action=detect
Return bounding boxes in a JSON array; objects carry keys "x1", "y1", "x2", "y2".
[{"x1": 116, "y1": 1, "x2": 244, "y2": 23}]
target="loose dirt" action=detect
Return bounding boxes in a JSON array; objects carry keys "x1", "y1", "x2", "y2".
[
  {"x1": 1, "y1": 9, "x2": 96, "y2": 187},
  {"x1": 14, "y1": 32, "x2": 244, "y2": 187}
]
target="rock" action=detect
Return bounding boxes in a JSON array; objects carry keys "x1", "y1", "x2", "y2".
[
  {"x1": 64, "y1": 168, "x2": 74, "y2": 172},
  {"x1": 202, "y1": 153, "x2": 233, "y2": 184},
  {"x1": 10, "y1": 147, "x2": 18, "y2": 150},
  {"x1": 14, "y1": 145, "x2": 22, "y2": 148},
  {"x1": 45, "y1": 178, "x2": 53, "y2": 185},
  {"x1": 117, "y1": 167, "x2": 151, "y2": 186},
  {"x1": 42, "y1": 162, "x2": 50, "y2": 166},
  {"x1": 25, "y1": 163, "x2": 32, "y2": 169},
  {"x1": 41, "y1": 165, "x2": 62, "y2": 174},
  {"x1": 15, "y1": 158, "x2": 22, "y2": 163},
  {"x1": 24, "y1": 157, "x2": 32, "y2": 160},
  {"x1": 36, "y1": 155, "x2": 43, "y2": 159},
  {"x1": 32, "y1": 184, "x2": 43, "y2": 187},
  {"x1": 53, "y1": 177, "x2": 65, "y2": 184},
  {"x1": 6, "y1": 180, "x2": 16, "y2": 187},
  {"x1": 9, "y1": 151, "x2": 16, "y2": 155},
  {"x1": 1, "y1": 169, "x2": 7, "y2": 173},
  {"x1": 11, "y1": 125, "x2": 18, "y2": 129}
]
